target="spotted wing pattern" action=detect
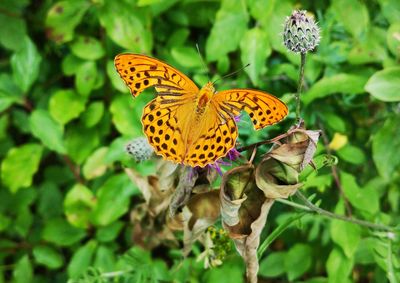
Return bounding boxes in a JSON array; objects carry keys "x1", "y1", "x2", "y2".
[
  {"x1": 212, "y1": 89, "x2": 288, "y2": 130},
  {"x1": 114, "y1": 53, "x2": 199, "y2": 98}
]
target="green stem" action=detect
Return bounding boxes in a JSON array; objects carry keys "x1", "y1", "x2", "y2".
[
  {"x1": 296, "y1": 52, "x2": 306, "y2": 121},
  {"x1": 295, "y1": 191, "x2": 396, "y2": 232}
]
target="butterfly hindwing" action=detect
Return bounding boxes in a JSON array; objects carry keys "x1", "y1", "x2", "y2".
[{"x1": 212, "y1": 89, "x2": 288, "y2": 130}]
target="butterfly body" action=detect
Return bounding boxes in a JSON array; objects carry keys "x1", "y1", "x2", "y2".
[{"x1": 115, "y1": 53, "x2": 288, "y2": 167}]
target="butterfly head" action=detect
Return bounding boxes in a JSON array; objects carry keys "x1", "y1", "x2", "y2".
[{"x1": 197, "y1": 82, "x2": 216, "y2": 107}]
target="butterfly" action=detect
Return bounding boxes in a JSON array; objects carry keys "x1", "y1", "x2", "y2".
[{"x1": 115, "y1": 54, "x2": 288, "y2": 168}]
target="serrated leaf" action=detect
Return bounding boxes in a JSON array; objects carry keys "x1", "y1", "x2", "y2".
[
  {"x1": 11, "y1": 36, "x2": 42, "y2": 92},
  {"x1": 65, "y1": 125, "x2": 100, "y2": 164},
  {"x1": 365, "y1": 67, "x2": 400, "y2": 102},
  {"x1": 29, "y1": 109, "x2": 66, "y2": 153},
  {"x1": 1, "y1": 143, "x2": 43, "y2": 193},
  {"x1": 49, "y1": 89, "x2": 87, "y2": 125},
  {"x1": 0, "y1": 12, "x2": 27, "y2": 51}
]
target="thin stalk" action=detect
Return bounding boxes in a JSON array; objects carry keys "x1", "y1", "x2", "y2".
[
  {"x1": 295, "y1": 191, "x2": 396, "y2": 232},
  {"x1": 296, "y1": 52, "x2": 306, "y2": 121}
]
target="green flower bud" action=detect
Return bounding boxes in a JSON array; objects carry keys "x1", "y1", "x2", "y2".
[
  {"x1": 283, "y1": 10, "x2": 320, "y2": 53},
  {"x1": 126, "y1": 137, "x2": 154, "y2": 162}
]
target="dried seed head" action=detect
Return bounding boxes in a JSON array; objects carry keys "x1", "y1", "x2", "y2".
[
  {"x1": 283, "y1": 10, "x2": 320, "y2": 53},
  {"x1": 126, "y1": 137, "x2": 154, "y2": 162}
]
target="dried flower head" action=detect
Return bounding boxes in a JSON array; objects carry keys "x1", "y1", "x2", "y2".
[
  {"x1": 283, "y1": 10, "x2": 320, "y2": 53},
  {"x1": 126, "y1": 137, "x2": 154, "y2": 162}
]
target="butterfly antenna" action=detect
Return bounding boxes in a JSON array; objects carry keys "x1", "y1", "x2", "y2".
[
  {"x1": 213, "y1": 63, "x2": 250, "y2": 85},
  {"x1": 196, "y1": 43, "x2": 211, "y2": 82}
]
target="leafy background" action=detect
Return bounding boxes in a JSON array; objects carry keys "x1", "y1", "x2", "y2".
[{"x1": 0, "y1": 0, "x2": 399, "y2": 282}]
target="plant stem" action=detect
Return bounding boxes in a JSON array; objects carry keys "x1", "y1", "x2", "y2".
[
  {"x1": 296, "y1": 52, "x2": 306, "y2": 121},
  {"x1": 294, "y1": 191, "x2": 396, "y2": 232}
]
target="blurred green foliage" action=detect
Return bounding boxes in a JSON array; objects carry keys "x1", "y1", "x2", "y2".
[{"x1": 0, "y1": 0, "x2": 399, "y2": 282}]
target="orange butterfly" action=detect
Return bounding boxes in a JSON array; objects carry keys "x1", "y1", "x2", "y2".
[{"x1": 115, "y1": 54, "x2": 288, "y2": 167}]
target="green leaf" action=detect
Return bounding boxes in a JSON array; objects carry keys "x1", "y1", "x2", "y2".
[
  {"x1": 70, "y1": 36, "x2": 105, "y2": 60},
  {"x1": 12, "y1": 255, "x2": 33, "y2": 283},
  {"x1": 14, "y1": 207, "x2": 33, "y2": 237},
  {"x1": 93, "y1": 245, "x2": 116, "y2": 272},
  {"x1": 340, "y1": 172, "x2": 379, "y2": 215},
  {"x1": 378, "y1": 0, "x2": 400, "y2": 24},
  {"x1": 206, "y1": 0, "x2": 248, "y2": 62},
  {"x1": 65, "y1": 125, "x2": 100, "y2": 164},
  {"x1": 82, "y1": 147, "x2": 108, "y2": 180},
  {"x1": 67, "y1": 240, "x2": 97, "y2": 279},
  {"x1": 91, "y1": 174, "x2": 138, "y2": 226},
  {"x1": 259, "y1": 252, "x2": 286, "y2": 277},
  {"x1": 33, "y1": 246, "x2": 64, "y2": 269},
  {"x1": 1, "y1": 143, "x2": 42, "y2": 193},
  {"x1": 98, "y1": 1, "x2": 152, "y2": 52},
  {"x1": 95, "y1": 221, "x2": 124, "y2": 242},
  {"x1": 81, "y1": 102, "x2": 104, "y2": 128},
  {"x1": 171, "y1": 46, "x2": 203, "y2": 68},
  {"x1": 0, "y1": 73, "x2": 23, "y2": 112},
  {"x1": 303, "y1": 73, "x2": 368, "y2": 105},
  {"x1": 75, "y1": 61, "x2": 97, "y2": 96},
  {"x1": 284, "y1": 244, "x2": 312, "y2": 281},
  {"x1": 11, "y1": 36, "x2": 42, "y2": 93},
  {"x1": 0, "y1": 12, "x2": 27, "y2": 51},
  {"x1": 45, "y1": 0, "x2": 90, "y2": 43},
  {"x1": 365, "y1": 67, "x2": 400, "y2": 102},
  {"x1": 240, "y1": 28, "x2": 271, "y2": 86},
  {"x1": 348, "y1": 28, "x2": 387, "y2": 65},
  {"x1": 0, "y1": 213, "x2": 11, "y2": 232},
  {"x1": 62, "y1": 53, "x2": 84, "y2": 76},
  {"x1": 372, "y1": 116, "x2": 400, "y2": 180},
  {"x1": 49, "y1": 89, "x2": 87, "y2": 125},
  {"x1": 337, "y1": 144, "x2": 366, "y2": 165},
  {"x1": 38, "y1": 182, "x2": 63, "y2": 219},
  {"x1": 110, "y1": 94, "x2": 148, "y2": 136},
  {"x1": 42, "y1": 218, "x2": 86, "y2": 246},
  {"x1": 326, "y1": 248, "x2": 354, "y2": 283},
  {"x1": 332, "y1": 0, "x2": 369, "y2": 38},
  {"x1": 64, "y1": 184, "x2": 95, "y2": 228},
  {"x1": 29, "y1": 109, "x2": 66, "y2": 154},
  {"x1": 330, "y1": 206, "x2": 361, "y2": 258},
  {"x1": 387, "y1": 23, "x2": 400, "y2": 57},
  {"x1": 107, "y1": 60, "x2": 127, "y2": 92},
  {"x1": 249, "y1": 0, "x2": 293, "y2": 53}
]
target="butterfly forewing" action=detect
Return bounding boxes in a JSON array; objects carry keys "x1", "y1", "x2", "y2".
[
  {"x1": 212, "y1": 89, "x2": 288, "y2": 130},
  {"x1": 114, "y1": 54, "x2": 199, "y2": 97}
]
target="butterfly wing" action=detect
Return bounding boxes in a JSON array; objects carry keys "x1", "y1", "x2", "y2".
[
  {"x1": 114, "y1": 53, "x2": 199, "y2": 98},
  {"x1": 212, "y1": 89, "x2": 288, "y2": 130},
  {"x1": 184, "y1": 112, "x2": 238, "y2": 167}
]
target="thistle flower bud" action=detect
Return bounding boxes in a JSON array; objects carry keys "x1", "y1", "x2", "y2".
[
  {"x1": 283, "y1": 10, "x2": 320, "y2": 53},
  {"x1": 126, "y1": 137, "x2": 154, "y2": 162}
]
